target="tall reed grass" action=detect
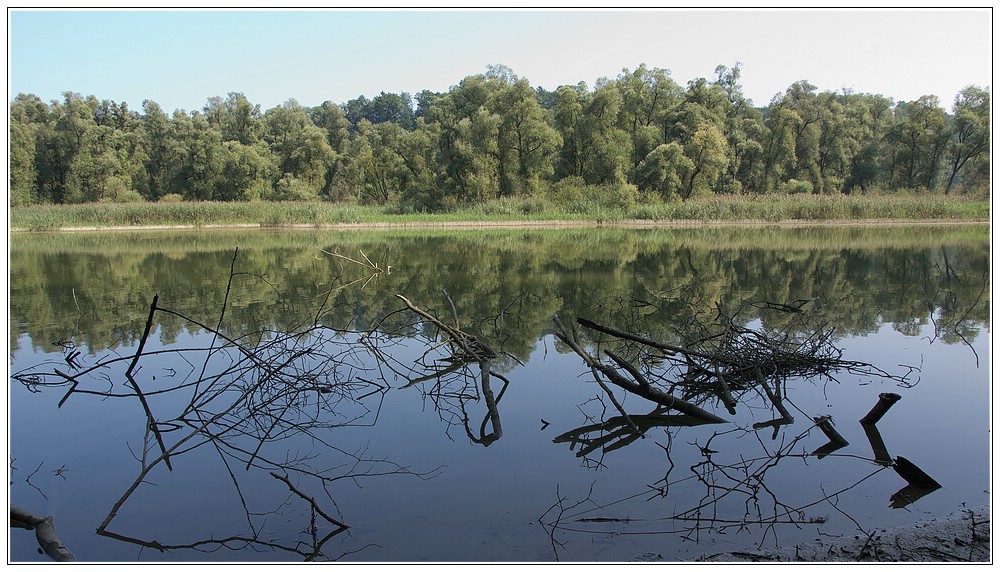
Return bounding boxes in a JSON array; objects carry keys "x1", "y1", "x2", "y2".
[{"x1": 10, "y1": 194, "x2": 989, "y2": 231}]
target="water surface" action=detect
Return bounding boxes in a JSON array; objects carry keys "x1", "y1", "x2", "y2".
[{"x1": 8, "y1": 225, "x2": 990, "y2": 562}]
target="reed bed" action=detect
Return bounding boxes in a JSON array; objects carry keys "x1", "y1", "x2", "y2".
[{"x1": 10, "y1": 194, "x2": 989, "y2": 231}]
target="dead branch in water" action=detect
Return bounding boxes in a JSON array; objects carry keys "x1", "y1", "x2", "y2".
[
  {"x1": 553, "y1": 315, "x2": 725, "y2": 424},
  {"x1": 564, "y1": 300, "x2": 914, "y2": 427},
  {"x1": 10, "y1": 505, "x2": 75, "y2": 562},
  {"x1": 392, "y1": 293, "x2": 508, "y2": 446}
]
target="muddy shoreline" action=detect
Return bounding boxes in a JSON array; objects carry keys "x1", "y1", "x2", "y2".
[{"x1": 631, "y1": 505, "x2": 990, "y2": 563}]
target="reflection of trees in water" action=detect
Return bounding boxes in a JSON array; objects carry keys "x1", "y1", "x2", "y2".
[
  {"x1": 9, "y1": 229, "x2": 990, "y2": 360},
  {"x1": 540, "y1": 291, "x2": 940, "y2": 561}
]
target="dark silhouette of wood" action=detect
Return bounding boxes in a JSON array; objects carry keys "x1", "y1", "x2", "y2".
[
  {"x1": 893, "y1": 456, "x2": 942, "y2": 490},
  {"x1": 860, "y1": 392, "x2": 902, "y2": 425}
]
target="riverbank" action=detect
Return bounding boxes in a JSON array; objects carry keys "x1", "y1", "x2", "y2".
[
  {"x1": 8, "y1": 218, "x2": 991, "y2": 233},
  {"x1": 9, "y1": 194, "x2": 990, "y2": 231},
  {"x1": 631, "y1": 505, "x2": 991, "y2": 563}
]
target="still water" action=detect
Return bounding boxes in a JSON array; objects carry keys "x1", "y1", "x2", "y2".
[{"x1": 7, "y1": 225, "x2": 990, "y2": 562}]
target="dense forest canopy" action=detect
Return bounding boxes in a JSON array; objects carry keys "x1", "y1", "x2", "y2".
[{"x1": 8, "y1": 63, "x2": 991, "y2": 210}]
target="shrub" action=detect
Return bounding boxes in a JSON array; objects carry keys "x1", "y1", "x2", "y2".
[
  {"x1": 159, "y1": 193, "x2": 185, "y2": 203},
  {"x1": 781, "y1": 179, "x2": 814, "y2": 194},
  {"x1": 550, "y1": 176, "x2": 586, "y2": 206}
]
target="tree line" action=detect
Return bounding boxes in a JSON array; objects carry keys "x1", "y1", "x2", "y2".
[{"x1": 8, "y1": 63, "x2": 991, "y2": 210}]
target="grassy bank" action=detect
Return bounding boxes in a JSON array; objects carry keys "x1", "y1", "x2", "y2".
[{"x1": 9, "y1": 194, "x2": 990, "y2": 231}]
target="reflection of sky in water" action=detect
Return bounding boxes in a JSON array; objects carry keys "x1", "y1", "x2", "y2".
[{"x1": 9, "y1": 314, "x2": 989, "y2": 562}]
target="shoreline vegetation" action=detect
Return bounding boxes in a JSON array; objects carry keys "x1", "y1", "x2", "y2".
[
  {"x1": 11, "y1": 66, "x2": 990, "y2": 220},
  {"x1": 9, "y1": 194, "x2": 989, "y2": 232}
]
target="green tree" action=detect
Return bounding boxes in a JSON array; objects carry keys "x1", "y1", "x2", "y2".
[
  {"x1": 203, "y1": 92, "x2": 264, "y2": 144},
  {"x1": 345, "y1": 120, "x2": 406, "y2": 204},
  {"x1": 138, "y1": 100, "x2": 176, "y2": 200},
  {"x1": 635, "y1": 142, "x2": 691, "y2": 200},
  {"x1": 8, "y1": 94, "x2": 46, "y2": 205},
  {"x1": 887, "y1": 96, "x2": 950, "y2": 191},
  {"x1": 264, "y1": 99, "x2": 335, "y2": 198},
  {"x1": 944, "y1": 85, "x2": 990, "y2": 194},
  {"x1": 218, "y1": 141, "x2": 274, "y2": 201},
  {"x1": 761, "y1": 102, "x2": 802, "y2": 194},
  {"x1": 397, "y1": 118, "x2": 444, "y2": 209},
  {"x1": 35, "y1": 93, "x2": 98, "y2": 203},
  {"x1": 578, "y1": 81, "x2": 631, "y2": 185},
  {"x1": 616, "y1": 64, "x2": 684, "y2": 178},
  {"x1": 551, "y1": 82, "x2": 589, "y2": 179},
  {"x1": 488, "y1": 78, "x2": 561, "y2": 196},
  {"x1": 713, "y1": 64, "x2": 765, "y2": 195},
  {"x1": 344, "y1": 92, "x2": 416, "y2": 130},
  {"x1": 681, "y1": 123, "x2": 728, "y2": 199},
  {"x1": 310, "y1": 101, "x2": 352, "y2": 198},
  {"x1": 843, "y1": 93, "x2": 894, "y2": 193},
  {"x1": 173, "y1": 112, "x2": 225, "y2": 200}
]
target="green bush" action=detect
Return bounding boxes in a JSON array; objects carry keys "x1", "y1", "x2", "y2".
[{"x1": 781, "y1": 179, "x2": 814, "y2": 194}]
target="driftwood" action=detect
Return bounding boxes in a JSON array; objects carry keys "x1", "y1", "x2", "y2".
[
  {"x1": 395, "y1": 294, "x2": 497, "y2": 361},
  {"x1": 811, "y1": 415, "x2": 850, "y2": 458},
  {"x1": 559, "y1": 302, "x2": 916, "y2": 445},
  {"x1": 554, "y1": 406, "x2": 719, "y2": 458},
  {"x1": 395, "y1": 293, "x2": 506, "y2": 446},
  {"x1": 863, "y1": 424, "x2": 894, "y2": 466},
  {"x1": 10, "y1": 505, "x2": 75, "y2": 562},
  {"x1": 553, "y1": 315, "x2": 725, "y2": 424},
  {"x1": 893, "y1": 456, "x2": 942, "y2": 490},
  {"x1": 751, "y1": 367, "x2": 795, "y2": 438},
  {"x1": 860, "y1": 393, "x2": 902, "y2": 425}
]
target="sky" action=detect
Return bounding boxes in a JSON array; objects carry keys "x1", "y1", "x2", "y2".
[{"x1": 6, "y1": 8, "x2": 994, "y2": 114}]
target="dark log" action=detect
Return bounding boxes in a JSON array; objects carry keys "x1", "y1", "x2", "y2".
[
  {"x1": 811, "y1": 415, "x2": 849, "y2": 458},
  {"x1": 593, "y1": 350, "x2": 724, "y2": 423},
  {"x1": 577, "y1": 317, "x2": 731, "y2": 364},
  {"x1": 9, "y1": 505, "x2": 75, "y2": 562},
  {"x1": 552, "y1": 317, "x2": 642, "y2": 432},
  {"x1": 812, "y1": 440, "x2": 849, "y2": 459},
  {"x1": 754, "y1": 368, "x2": 794, "y2": 436},
  {"x1": 860, "y1": 392, "x2": 902, "y2": 425},
  {"x1": 813, "y1": 415, "x2": 849, "y2": 446},
  {"x1": 893, "y1": 456, "x2": 942, "y2": 490},
  {"x1": 862, "y1": 423, "x2": 893, "y2": 466},
  {"x1": 890, "y1": 484, "x2": 939, "y2": 509}
]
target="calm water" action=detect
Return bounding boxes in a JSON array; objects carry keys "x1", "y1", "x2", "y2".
[{"x1": 7, "y1": 225, "x2": 991, "y2": 562}]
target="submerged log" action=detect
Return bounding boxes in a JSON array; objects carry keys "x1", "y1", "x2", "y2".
[
  {"x1": 893, "y1": 456, "x2": 942, "y2": 490},
  {"x1": 811, "y1": 415, "x2": 849, "y2": 458},
  {"x1": 10, "y1": 505, "x2": 75, "y2": 562},
  {"x1": 860, "y1": 392, "x2": 902, "y2": 425},
  {"x1": 890, "y1": 484, "x2": 939, "y2": 509},
  {"x1": 553, "y1": 315, "x2": 724, "y2": 424},
  {"x1": 862, "y1": 423, "x2": 894, "y2": 466}
]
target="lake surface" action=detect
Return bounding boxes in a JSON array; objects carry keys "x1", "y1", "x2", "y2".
[{"x1": 7, "y1": 225, "x2": 991, "y2": 562}]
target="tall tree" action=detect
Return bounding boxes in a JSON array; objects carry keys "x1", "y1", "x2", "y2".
[
  {"x1": 681, "y1": 123, "x2": 728, "y2": 199},
  {"x1": 9, "y1": 94, "x2": 46, "y2": 205},
  {"x1": 203, "y1": 92, "x2": 264, "y2": 144},
  {"x1": 551, "y1": 82, "x2": 589, "y2": 179},
  {"x1": 578, "y1": 81, "x2": 631, "y2": 185},
  {"x1": 488, "y1": 78, "x2": 561, "y2": 196},
  {"x1": 887, "y1": 96, "x2": 950, "y2": 190},
  {"x1": 944, "y1": 85, "x2": 990, "y2": 194}
]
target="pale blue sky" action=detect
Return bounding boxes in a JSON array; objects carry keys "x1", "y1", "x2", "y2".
[{"x1": 7, "y1": 8, "x2": 993, "y2": 114}]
